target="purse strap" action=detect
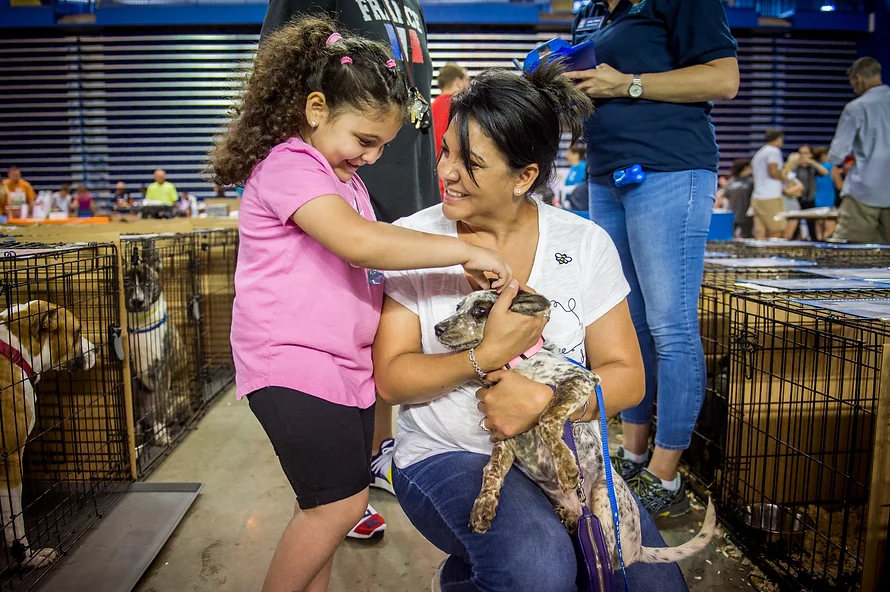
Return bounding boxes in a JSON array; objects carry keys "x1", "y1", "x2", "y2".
[{"x1": 563, "y1": 384, "x2": 631, "y2": 592}]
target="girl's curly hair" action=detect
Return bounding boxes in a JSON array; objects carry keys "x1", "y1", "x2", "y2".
[{"x1": 209, "y1": 15, "x2": 409, "y2": 186}]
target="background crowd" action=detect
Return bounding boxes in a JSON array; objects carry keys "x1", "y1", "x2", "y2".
[{"x1": 716, "y1": 57, "x2": 888, "y2": 243}]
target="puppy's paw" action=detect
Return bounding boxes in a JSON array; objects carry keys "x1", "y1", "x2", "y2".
[
  {"x1": 469, "y1": 495, "x2": 498, "y2": 534},
  {"x1": 21, "y1": 547, "x2": 59, "y2": 570},
  {"x1": 556, "y1": 458, "x2": 581, "y2": 493},
  {"x1": 554, "y1": 505, "x2": 578, "y2": 532}
]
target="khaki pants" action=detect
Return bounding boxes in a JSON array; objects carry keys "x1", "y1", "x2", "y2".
[
  {"x1": 833, "y1": 196, "x2": 890, "y2": 244},
  {"x1": 752, "y1": 198, "x2": 786, "y2": 236}
]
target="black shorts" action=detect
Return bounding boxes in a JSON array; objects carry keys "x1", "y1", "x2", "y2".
[{"x1": 247, "y1": 386, "x2": 374, "y2": 510}]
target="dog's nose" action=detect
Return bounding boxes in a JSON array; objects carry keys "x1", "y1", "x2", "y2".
[
  {"x1": 132, "y1": 296, "x2": 144, "y2": 309},
  {"x1": 434, "y1": 322, "x2": 446, "y2": 338}
]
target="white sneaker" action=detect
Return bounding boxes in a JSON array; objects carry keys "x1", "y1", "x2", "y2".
[
  {"x1": 370, "y1": 438, "x2": 395, "y2": 496},
  {"x1": 347, "y1": 504, "x2": 386, "y2": 540}
]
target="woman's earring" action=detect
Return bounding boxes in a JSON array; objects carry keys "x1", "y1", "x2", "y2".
[
  {"x1": 514, "y1": 188, "x2": 521, "y2": 195},
  {"x1": 311, "y1": 121, "x2": 317, "y2": 128}
]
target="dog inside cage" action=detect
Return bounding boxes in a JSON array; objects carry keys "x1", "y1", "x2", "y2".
[
  {"x1": 0, "y1": 243, "x2": 129, "y2": 592},
  {"x1": 123, "y1": 236, "x2": 195, "y2": 476}
]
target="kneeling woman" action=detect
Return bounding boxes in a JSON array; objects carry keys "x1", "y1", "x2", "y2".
[{"x1": 373, "y1": 64, "x2": 690, "y2": 592}]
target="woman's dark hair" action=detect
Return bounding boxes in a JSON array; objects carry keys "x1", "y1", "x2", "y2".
[
  {"x1": 812, "y1": 146, "x2": 829, "y2": 161},
  {"x1": 446, "y1": 62, "x2": 593, "y2": 194},
  {"x1": 729, "y1": 158, "x2": 751, "y2": 178},
  {"x1": 209, "y1": 16, "x2": 409, "y2": 186}
]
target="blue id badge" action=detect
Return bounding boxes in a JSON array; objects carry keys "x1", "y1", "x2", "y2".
[{"x1": 368, "y1": 269, "x2": 384, "y2": 285}]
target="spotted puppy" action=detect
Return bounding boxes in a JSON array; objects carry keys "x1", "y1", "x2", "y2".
[{"x1": 434, "y1": 290, "x2": 717, "y2": 569}]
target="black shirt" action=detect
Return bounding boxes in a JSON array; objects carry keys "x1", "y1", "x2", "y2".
[
  {"x1": 794, "y1": 165, "x2": 818, "y2": 209},
  {"x1": 572, "y1": 0, "x2": 737, "y2": 178},
  {"x1": 724, "y1": 175, "x2": 753, "y2": 223},
  {"x1": 262, "y1": 0, "x2": 438, "y2": 223}
]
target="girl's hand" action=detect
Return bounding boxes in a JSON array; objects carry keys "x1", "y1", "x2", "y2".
[
  {"x1": 476, "y1": 370, "x2": 553, "y2": 439},
  {"x1": 565, "y1": 64, "x2": 634, "y2": 99},
  {"x1": 473, "y1": 281, "x2": 548, "y2": 371},
  {"x1": 462, "y1": 245, "x2": 514, "y2": 292}
]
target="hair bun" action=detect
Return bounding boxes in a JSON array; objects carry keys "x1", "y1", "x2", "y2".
[{"x1": 524, "y1": 61, "x2": 593, "y2": 143}]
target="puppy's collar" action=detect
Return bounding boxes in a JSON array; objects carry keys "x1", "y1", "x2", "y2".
[
  {"x1": 131, "y1": 312, "x2": 168, "y2": 335},
  {"x1": 503, "y1": 337, "x2": 545, "y2": 370},
  {"x1": 0, "y1": 339, "x2": 35, "y2": 384}
]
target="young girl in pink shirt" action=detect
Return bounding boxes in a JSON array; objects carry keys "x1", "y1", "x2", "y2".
[{"x1": 210, "y1": 17, "x2": 511, "y2": 592}]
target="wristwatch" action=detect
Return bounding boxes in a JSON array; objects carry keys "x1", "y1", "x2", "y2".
[{"x1": 628, "y1": 75, "x2": 643, "y2": 99}]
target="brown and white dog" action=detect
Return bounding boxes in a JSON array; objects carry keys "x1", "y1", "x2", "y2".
[{"x1": 0, "y1": 301, "x2": 95, "y2": 569}]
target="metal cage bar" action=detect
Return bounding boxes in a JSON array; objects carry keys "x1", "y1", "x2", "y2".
[
  {"x1": 717, "y1": 290, "x2": 890, "y2": 591},
  {"x1": 0, "y1": 241, "x2": 128, "y2": 592},
  {"x1": 194, "y1": 228, "x2": 237, "y2": 405}
]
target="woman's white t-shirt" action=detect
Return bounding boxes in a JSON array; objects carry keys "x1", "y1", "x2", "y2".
[{"x1": 384, "y1": 201, "x2": 630, "y2": 469}]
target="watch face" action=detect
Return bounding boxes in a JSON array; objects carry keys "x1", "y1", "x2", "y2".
[{"x1": 629, "y1": 83, "x2": 643, "y2": 98}]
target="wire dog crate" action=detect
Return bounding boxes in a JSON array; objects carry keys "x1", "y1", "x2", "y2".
[
  {"x1": 121, "y1": 234, "x2": 202, "y2": 477},
  {"x1": 717, "y1": 290, "x2": 890, "y2": 591},
  {"x1": 706, "y1": 240, "x2": 890, "y2": 268},
  {"x1": 0, "y1": 241, "x2": 129, "y2": 592},
  {"x1": 194, "y1": 229, "x2": 237, "y2": 404},
  {"x1": 688, "y1": 257, "x2": 825, "y2": 494}
]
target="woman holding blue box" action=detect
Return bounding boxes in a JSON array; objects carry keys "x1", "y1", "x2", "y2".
[{"x1": 569, "y1": 0, "x2": 739, "y2": 518}]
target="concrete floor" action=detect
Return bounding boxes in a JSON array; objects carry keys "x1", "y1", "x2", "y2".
[{"x1": 134, "y1": 391, "x2": 770, "y2": 592}]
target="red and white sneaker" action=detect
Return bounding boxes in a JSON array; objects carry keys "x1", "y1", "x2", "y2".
[{"x1": 347, "y1": 504, "x2": 386, "y2": 540}]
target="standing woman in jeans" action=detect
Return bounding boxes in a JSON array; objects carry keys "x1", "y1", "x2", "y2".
[{"x1": 569, "y1": 0, "x2": 739, "y2": 517}]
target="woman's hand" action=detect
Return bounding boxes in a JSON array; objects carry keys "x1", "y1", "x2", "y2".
[
  {"x1": 565, "y1": 64, "x2": 633, "y2": 99},
  {"x1": 476, "y1": 370, "x2": 554, "y2": 439},
  {"x1": 473, "y1": 282, "x2": 549, "y2": 371},
  {"x1": 462, "y1": 245, "x2": 514, "y2": 292},
  {"x1": 784, "y1": 181, "x2": 804, "y2": 198}
]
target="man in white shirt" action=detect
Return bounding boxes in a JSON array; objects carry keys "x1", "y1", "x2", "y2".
[{"x1": 750, "y1": 129, "x2": 789, "y2": 238}]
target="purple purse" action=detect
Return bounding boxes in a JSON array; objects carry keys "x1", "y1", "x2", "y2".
[
  {"x1": 563, "y1": 420, "x2": 615, "y2": 592},
  {"x1": 562, "y1": 383, "x2": 630, "y2": 592}
]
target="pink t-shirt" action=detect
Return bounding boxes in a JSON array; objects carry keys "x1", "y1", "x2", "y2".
[{"x1": 231, "y1": 137, "x2": 383, "y2": 408}]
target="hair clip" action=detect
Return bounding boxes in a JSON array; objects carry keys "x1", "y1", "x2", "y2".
[
  {"x1": 325, "y1": 33, "x2": 342, "y2": 48},
  {"x1": 341, "y1": 56, "x2": 353, "y2": 65},
  {"x1": 386, "y1": 59, "x2": 397, "y2": 70}
]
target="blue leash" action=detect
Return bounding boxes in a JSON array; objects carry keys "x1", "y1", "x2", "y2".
[
  {"x1": 594, "y1": 383, "x2": 631, "y2": 592},
  {"x1": 566, "y1": 357, "x2": 630, "y2": 591}
]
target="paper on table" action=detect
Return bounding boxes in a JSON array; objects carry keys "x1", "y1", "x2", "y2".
[
  {"x1": 737, "y1": 278, "x2": 890, "y2": 291},
  {"x1": 704, "y1": 257, "x2": 817, "y2": 268},
  {"x1": 800, "y1": 268, "x2": 890, "y2": 280},
  {"x1": 795, "y1": 298, "x2": 890, "y2": 320}
]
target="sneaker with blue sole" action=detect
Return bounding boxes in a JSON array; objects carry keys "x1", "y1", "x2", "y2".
[{"x1": 370, "y1": 438, "x2": 395, "y2": 496}]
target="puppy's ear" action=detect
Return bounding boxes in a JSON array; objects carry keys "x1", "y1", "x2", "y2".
[
  {"x1": 509, "y1": 291, "x2": 550, "y2": 315},
  {"x1": 29, "y1": 303, "x2": 59, "y2": 336},
  {"x1": 142, "y1": 240, "x2": 162, "y2": 271}
]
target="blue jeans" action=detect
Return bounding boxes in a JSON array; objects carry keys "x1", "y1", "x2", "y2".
[
  {"x1": 394, "y1": 451, "x2": 689, "y2": 592},
  {"x1": 589, "y1": 170, "x2": 715, "y2": 450}
]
